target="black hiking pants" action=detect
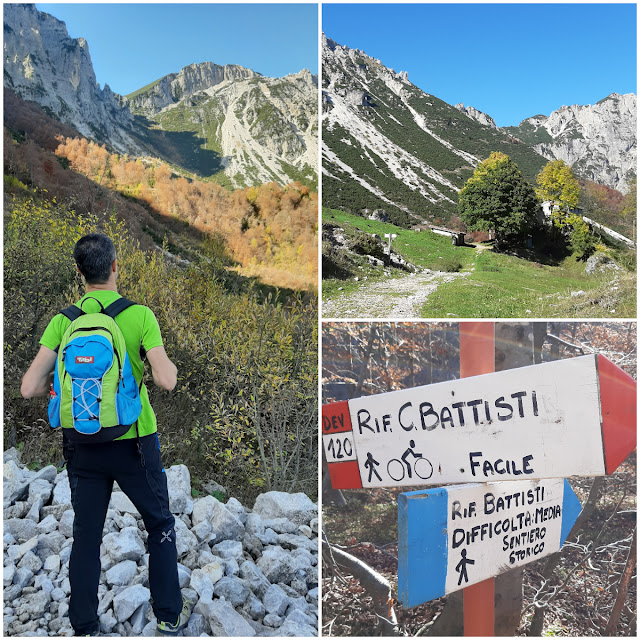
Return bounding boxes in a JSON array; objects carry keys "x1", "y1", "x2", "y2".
[{"x1": 65, "y1": 433, "x2": 182, "y2": 635}]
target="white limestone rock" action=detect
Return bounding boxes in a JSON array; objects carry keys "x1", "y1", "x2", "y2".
[
  {"x1": 173, "y1": 516, "x2": 198, "y2": 557},
  {"x1": 213, "y1": 575, "x2": 250, "y2": 606},
  {"x1": 263, "y1": 583, "x2": 291, "y2": 616},
  {"x1": 43, "y1": 554, "x2": 61, "y2": 574},
  {"x1": 253, "y1": 492, "x2": 317, "y2": 526},
  {"x1": 192, "y1": 495, "x2": 244, "y2": 542},
  {"x1": 4, "y1": 518, "x2": 37, "y2": 543},
  {"x1": 189, "y1": 560, "x2": 224, "y2": 600},
  {"x1": 109, "y1": 491, "x2": 138, "y2": 515},
  {"x1": 36, "y1": 514, "x2": 58, "y2": 535},
  {"x1": 165, "y1": 465, "x2": 193, "y2": 515},
  {"x1": 58, "y1": 510, "x2": 74, "y2": 538},
  {"x1": 213, "y1": 539, "x2": 244, "y2": 562},
  {"x1": 113, "y1": 584, "x2": 150, "y2": 622},
  {"x1": 194, "y1": 597, "x2": 256, "y2": 637},
  {"x1": 105, "y1": 560, "x2": 138, "y2": 586},
  {"x1": 103, "y1": 527, "x2": 145, "y2": 563},
  {"x1": 256, "y1": 546, "x2": 296, "y2": 584}
]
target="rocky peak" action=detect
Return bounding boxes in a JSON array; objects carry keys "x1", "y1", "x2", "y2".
[
  {"x1": 454, "y1": 103, "x2": 498, "y2": 130},
  {"x1": 126, "y1": 61, "x2": 261, "y2": 115},
  {"x1": 513, "y1": 93, "x2": 637, "y2": 191},
  {"x1": 3, "y1": 3, "x2": 139, "y2": 154}
]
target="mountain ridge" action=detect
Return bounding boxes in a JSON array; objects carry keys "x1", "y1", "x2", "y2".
[
  {"x1": 504, "y1": 92, "x2": 636, "y2": 191},
  {"x1": 322, "y1": 34, "x2": 547, "y2": 227},
  {"x1": 322, "y1": 33, "x2": 635, "y2": 230},
  {"x1": 3, "y1": 4, "x2": 318, "y2": 188}
]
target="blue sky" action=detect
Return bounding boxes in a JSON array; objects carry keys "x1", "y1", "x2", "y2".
[
  {"x1": 323, "y1": 3, "x2": 637, "y2": 127},
  {"x1": 36, "y1": 4, "x2": 318, "y2": 96}
]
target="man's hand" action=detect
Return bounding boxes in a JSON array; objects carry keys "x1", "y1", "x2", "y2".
[
  {"x1": 21, "y1": 346, "x2": 57, "y2": 398},
  {"x1": 146, "y1": 346, "x2": 178, "y2": 391}
]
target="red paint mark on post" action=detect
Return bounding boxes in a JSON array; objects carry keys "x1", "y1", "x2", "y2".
[
  {"x1": 322, "y1": 401, "x2": 352, "y2": 434},
  {"x1": 327, "y1": 461, "x2": 363, "y2": 489}
]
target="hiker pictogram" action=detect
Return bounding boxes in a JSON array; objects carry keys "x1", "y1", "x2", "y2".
[{"x1": 456, "y1": 549, "x2": 475, "y2": 586}]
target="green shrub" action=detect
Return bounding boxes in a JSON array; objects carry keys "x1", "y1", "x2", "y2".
[
  {"x1": 437, "y1": 257, "x2": 463, "y2": 273},
  {"x1": 347, "y1": 231, "x2": 385, "y2": 259},
  {"x1": 4, "y1": 194, "x2": 318, "y2": 503},
  {"x1": 612, "y1": 248, "x2": 636, "y2": 272},
  {"x1": 4, "y1": 175, "x2": 28, "y2": 192},
  {"x1": 569, "y1": 218, "x2": 596, "y2": 259}
]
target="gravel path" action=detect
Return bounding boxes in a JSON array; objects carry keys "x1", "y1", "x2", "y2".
[{"x1": 322, "y1": 269, "x2": 469, "y2": 318}]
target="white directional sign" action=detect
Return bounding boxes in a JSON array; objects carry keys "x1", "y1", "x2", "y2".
[
  {"x1": 323, "y1": 354, "x2": 636, "y2": 489},
  {"x1": 397, "y1": 478, "x2": 582, "y2": 607}
]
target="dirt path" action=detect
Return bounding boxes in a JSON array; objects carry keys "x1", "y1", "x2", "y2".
[{"x1": 322, "y1": 269, "x2": 468, "y2": 318}]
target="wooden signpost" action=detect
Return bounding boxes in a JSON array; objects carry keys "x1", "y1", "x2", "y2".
[
  {"x1": 323, "y1": 323, "x2": 636, "y2": 636},
  {"x1": 397, "y1": 478, "x2": 583, "y2": 607},
  {"x1": 322, "y1": 353, "x2": 636, "y2": 491}
]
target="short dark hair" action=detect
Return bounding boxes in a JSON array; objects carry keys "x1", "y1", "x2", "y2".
[{"x1": 73, "y1": 234, "x2": 116, "y2": 284}]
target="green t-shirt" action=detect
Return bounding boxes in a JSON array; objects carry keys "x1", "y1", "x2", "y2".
[{"x1": 40, "y1": 291, "x2": 163, "y2": 439}]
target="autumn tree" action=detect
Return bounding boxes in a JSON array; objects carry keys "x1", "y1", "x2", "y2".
[
  {"x1": 536, "y1": 159, "x2": 580, "y2": 215},
  {"x1": 537, "y1": 160, "x2": 594, "y2": 258},
  {"x1": 458, "y1": 152, "x2": 541, "y2": 246}
]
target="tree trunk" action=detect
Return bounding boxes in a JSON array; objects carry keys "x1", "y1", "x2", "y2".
[
  {"x1": 603, "y1": 526, "x2": 636, "y2": 635},
  {"x1": 322, "y1": 540, "x2": 399, "y2": 636}
]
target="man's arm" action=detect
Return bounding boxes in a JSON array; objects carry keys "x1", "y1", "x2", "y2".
[
  {"x1": 146, "y1": 346, "x2": 178, "y2": 391},
  {"x1": 21, "y1": 346, "x2": 57, "y2": 398}
]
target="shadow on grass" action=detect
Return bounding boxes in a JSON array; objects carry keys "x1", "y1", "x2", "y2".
[{"x1": 131, "y1": 115, "x2": 228, "y2": 178}]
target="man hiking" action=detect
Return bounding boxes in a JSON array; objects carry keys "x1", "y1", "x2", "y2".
[{"x1": 21, "y1": 233, "x2": 191, "y2": 636}]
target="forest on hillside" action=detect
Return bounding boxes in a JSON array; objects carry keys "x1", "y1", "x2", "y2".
[
  {"x1": 4, "y1": 89, "x2": 318, "y2": 291},
  {"x1": 3, "y1": 90, "x2": 319, "y2": 503}
]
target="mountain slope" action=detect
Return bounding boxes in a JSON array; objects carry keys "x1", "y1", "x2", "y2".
[
  {"x1": 322, "y1": 34, "x2": 547, "y2": 228},
  {"x1": 504, "y1": 93, "x2": 637, "y2": 192},
  {"x1": 3, "y1": 4, "x2": 318, "y2": 188},
  {"x1": 127, "y1": 65, "x2": 318, "y2": 188}
]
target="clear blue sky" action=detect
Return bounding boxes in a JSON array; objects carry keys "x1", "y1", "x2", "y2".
[
  {"x1": 36, "y1": 3, "x2": 318, "y2": 96},
  {"x1": 323, "y1": 3, "x2": 637, "y2": 127}
]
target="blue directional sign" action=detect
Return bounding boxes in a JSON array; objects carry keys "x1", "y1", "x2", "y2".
[{"x1": 398, "y1": 478, "x2": 582, "y2": 608}]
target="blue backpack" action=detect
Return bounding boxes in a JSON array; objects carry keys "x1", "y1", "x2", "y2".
[{"x1": 48, "y1": 297, "x2": 143, "y2": 443}]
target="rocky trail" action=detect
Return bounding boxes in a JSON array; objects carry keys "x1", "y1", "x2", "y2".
[
  {"x1": 322, "y1": 269, "x2": 468, "y2": 318},
  {"x1": 3, "y1": 447, "x2": 318, "y2": 637}
]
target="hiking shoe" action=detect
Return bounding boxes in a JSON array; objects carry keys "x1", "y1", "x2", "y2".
[{"x1": 155, "y1": 595, "x2": 194, "y2": 636}]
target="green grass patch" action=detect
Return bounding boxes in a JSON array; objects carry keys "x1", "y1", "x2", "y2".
[
  {"x1": 323, "y1": 208, "x2": 476, "y2": 272},
  {"x1": 323, "y1": 208, "x2": 636, "y2": 318},
  {"x1": 126, "y1": 77, "x2": 164, "y2": 101},
  {"x1": 423, "y1": 250, "x2": 635, "y2": 318}
]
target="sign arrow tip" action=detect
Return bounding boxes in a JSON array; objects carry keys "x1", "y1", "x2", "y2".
[
  {"x1": 560, "y1": 479, "x2": 582, "y2": 546},
  {"x1": 598, "y1": 355, "x2": 637, "y2": 475}
]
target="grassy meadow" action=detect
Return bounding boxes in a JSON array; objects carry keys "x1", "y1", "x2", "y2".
[{"x1": 322, "y1": 208, "x2": 636, "y2": 318}]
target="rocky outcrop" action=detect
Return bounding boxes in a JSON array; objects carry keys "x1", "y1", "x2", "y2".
[
  {"x1": 127, "y1": 65, "x2": 318, "y2": 188},
  {"x1": 126, "y1": 62, "x2": 261, "y2": 115},
  {"x1": 3, "y1": 4, "x2": 140, "y2": 155},
  {"x1": 454, "y1": 103, "x2": 498, "y2": 129},
  {"x1": 510, "y1": 93, "x2": 637, "y2": 192},
  {"x1": 3, "y1": 448, "x2": 318, "y2": 637}
]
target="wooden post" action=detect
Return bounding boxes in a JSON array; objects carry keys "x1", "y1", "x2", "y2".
[{"x1": 460, "y1": 322, "x2": 495, "y2": 637}]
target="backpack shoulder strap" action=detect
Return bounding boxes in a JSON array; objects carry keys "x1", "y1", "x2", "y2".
[
  {"x1": 53, "y1": 306, "x2": 84, "y2": 352},
  {"x1": 60, "y1": 305, "x2": 84, "y2": 322},
  {"x1": 102, "y1": 298, "x2": 147, "y2": 361},
  {"x1": 103, "y1": 297, "x2": 137, "y2": 319}
]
